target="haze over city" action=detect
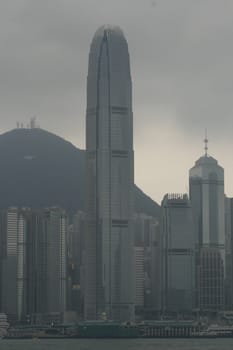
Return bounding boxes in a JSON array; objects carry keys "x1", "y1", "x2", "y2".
[
  {"x1": 1, "y1": 0, "x2": 233, "y2": 203},
  {"x1": 2, "y1": 1, "x2": 233, "y2": 347}
]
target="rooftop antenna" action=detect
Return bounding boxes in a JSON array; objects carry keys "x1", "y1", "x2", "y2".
[
  {"x1": 204, "y1": 128, "x2": 208, "y2": 156},
  {"x1": 30, "y1": 116, "x2": 36, "y2": 129}
]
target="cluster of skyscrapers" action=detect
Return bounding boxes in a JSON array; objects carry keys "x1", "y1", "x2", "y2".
[
  {"x1": 0, "y1": 25, "x2": 232, "y2": 325},
  {"x1": 0, "y1": 207, "x2": 67, "y2": 324},
  {"x1": 84, "y1": 25, "x2": 229, "y2": 321}
]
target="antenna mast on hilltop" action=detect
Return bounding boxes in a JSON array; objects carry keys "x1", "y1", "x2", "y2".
[
  {"x1": 30, "y1": 116, "x2": 36, "y2": 129},
  {"x1": 16, "y1": 116, "x2": 40, "y2": 129}
]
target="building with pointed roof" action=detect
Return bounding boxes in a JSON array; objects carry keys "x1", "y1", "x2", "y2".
[{"x1": 189, "y1": 142, "x2": 225, "y2": 312}]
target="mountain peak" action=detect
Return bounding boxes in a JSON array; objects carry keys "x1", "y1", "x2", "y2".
[{"x1": 0, "y1": 129, "x2": 159, "y2": 216}]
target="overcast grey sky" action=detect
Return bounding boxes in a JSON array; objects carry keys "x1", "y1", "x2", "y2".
[{"x1": 1, "y1": 0, "x2": 233, "y2": 203}]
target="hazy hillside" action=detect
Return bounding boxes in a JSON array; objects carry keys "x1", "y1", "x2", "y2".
[{"x1": 0, "y1": 128, "x2": 160, "y2": 217}]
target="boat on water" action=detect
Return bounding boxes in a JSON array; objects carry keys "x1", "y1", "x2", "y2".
[
  {"x1": 4, "y1": 321, "x2": 233, "y2": 339},
  {"x1": 74, "y1": 322, "x2": 140, "y2": 338},
  {"x1": 203, "y1": 325, "x2": 233, "y2": 338}
]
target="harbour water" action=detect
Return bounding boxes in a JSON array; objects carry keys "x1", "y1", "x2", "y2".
[{"x1": 1, "y1": 339, "x2": 233, "y2": 350}]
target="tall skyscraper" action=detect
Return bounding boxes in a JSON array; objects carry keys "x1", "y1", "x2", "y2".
[
  {"x1": 67, "y1": 211, "x2": 86, "y2": 317},
  {"x1": 0, "y1": 207, "x2": 68, "y2": 324},
  {"x1": 189, "y1": 156, "x2": 225, "y2": 250},
  {"x1": 225, "y1": 197, "x2": 233, "y2": 309},
  {"x1": 161, "y1": 194, "x2": 195, "y2": 314},
  {"x1": 40, "y1": 208, "x2": 67, "y2": 316},
  {"x1": 85, "y1": 25, "x2": 135, "y2": 321},
  {"x1": 0, "y1": 208, "x2": 28, "y2": 323},
  {"x1": 189, "y1": 143, "x2": 225, "y2": 311}
]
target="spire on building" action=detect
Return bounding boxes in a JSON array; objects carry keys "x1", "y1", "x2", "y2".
[{"x1": 204, "y1": 128, "x2": 208, "y2": 157}]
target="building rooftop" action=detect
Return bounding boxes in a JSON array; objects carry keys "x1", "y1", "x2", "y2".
[
  {"x1": 93, "y1": 25, "x2": 125, "y2": 40},
  {"x1": 194, "y1": 155, "x2": 218, "y2": 167}
]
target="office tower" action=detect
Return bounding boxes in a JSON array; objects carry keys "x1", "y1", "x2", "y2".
[
  {"x1": 28, "y1": 207, "x2": 68, "y2": 325},
  {"x1": 41, "y1": 208, "x2": 67, "y2": 316},
  {"x1": 0, "y1": 208, "x2": 42, "y2": 323},
  {"x1": 67, "y1": 211, "x2": 86, "y2": 317},
  {"x1": 199, "y1": 247, "x2": 224, "y2": 311},
  {"x1": 134, "y1": 213, "x2": 161, "y2": 318},
  {"x1": 189, "y1": 152, "x2": 225, "y2": 252},
  {"x1": 0, "y1": 208, "x2": 28, "y2": 323},
  {"x1": 224, "y1": 197, "x2": 233, "y2": 309},
  {"x1": 189, "y1": 145, "x2": 225, "y2": 311},
  {"x1": 151, "y1": 222, "x2": 161, "y2": 316},
  {"x1": 85, "y1": 25, "x2": 135, "y2": 321},
  {"x1": 25, "y1": 209, "x2": 43, "y2": 318},
  {"x1": 161, "y1": 194, "x2": 195, "y2": 314},
  {"x1": 0, "y1": 207, "x2": 68, "y2": 324},
  {"x1": 134, "y1": 246, "x2": 144, "y2": 308}
]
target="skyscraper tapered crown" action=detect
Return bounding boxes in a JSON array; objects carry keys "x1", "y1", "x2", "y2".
[
  {"x1": 87, "y1": 25, "x2": 131, "y2": 82},
  {"x1": 189, "y1": 154, "x2": 224, "y2": 182},
  {"x1": 86, "y1": 24, "x2": 133, "y2": 150},
  {"x1": 94, "y1": 25, "x2": 125, "y2": 41}
]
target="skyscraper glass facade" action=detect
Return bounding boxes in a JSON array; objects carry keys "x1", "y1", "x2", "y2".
[{"x1": 85, "y1": 26, "x2": 135, "y2": 321}]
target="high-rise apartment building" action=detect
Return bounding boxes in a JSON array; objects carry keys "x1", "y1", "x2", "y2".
[
  {"x1": 161, "y1": 194, "x2": 195, "y2": 314},
  {"x1": 85, "y1": 25, "x2": 135, "y2": 321},
  {"x1": 189, "y1": 149, "x2": 225, "y2": 312}
]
